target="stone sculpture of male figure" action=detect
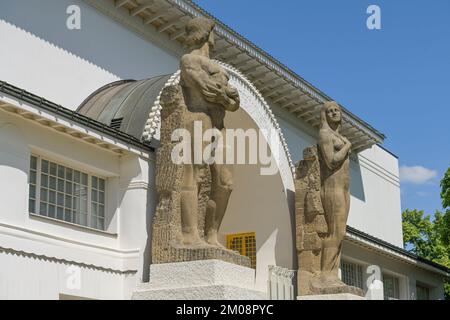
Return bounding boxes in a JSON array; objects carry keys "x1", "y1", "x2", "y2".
[
  {"x1": 179, "y1": 17, "x2": 240, "y2": 247},
  {"x1": 151, "y1": 16, "x2": 244, "y2": 267}
]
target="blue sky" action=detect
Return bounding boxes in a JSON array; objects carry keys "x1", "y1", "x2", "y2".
[{"x1": 194, "y1": 0, "x2": 450, "y2": 215}]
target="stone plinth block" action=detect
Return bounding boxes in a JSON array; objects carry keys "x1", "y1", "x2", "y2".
[
  {"x1": 132, "y1": 260, "x2": 266, "y2": 300},
  {"x1": 298, "y1": 293, "x2": 366, "y2": 300}
]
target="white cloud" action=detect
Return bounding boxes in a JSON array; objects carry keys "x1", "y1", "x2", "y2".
[{"x1": 399, "y1": 165, "x2": 437, "y2": 184}]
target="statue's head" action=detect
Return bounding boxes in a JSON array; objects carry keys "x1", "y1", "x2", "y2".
[
  {"x1": 184, "y1": 17, "x2": 215, "y2": 50},
  {"x1": 303, "y1": 146, "x2": 318, "y2": 161},
  {"x1": 320, "y1": 101, "x2": 342, "y2": 130}
]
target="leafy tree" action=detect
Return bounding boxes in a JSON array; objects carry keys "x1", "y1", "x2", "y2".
[
  {"x1": 441, "y1": 167, "x2": 450, "y2": 209},
  {"x1": 402, "y1": 168, "x2": 450, "y2": 300}
]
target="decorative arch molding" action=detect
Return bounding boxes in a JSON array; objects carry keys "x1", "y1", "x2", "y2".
[{"x1": 142, "y1": 61, "x2": 295, "y2": 192}]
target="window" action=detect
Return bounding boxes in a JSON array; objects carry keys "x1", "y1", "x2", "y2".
[
  {"x1": 383, "y1": 274, "x2": 400, "y2": 300},
  {"x1": 416, "y1": 284, "x2": 430, "y2": 300},
  {"x1": 29, "y1": 155, "x2": 106, "y2": 231},
  {"x1": 340, "y1": 260, "x2": 364, "y2": 289},
  {"x1": 227, "y1": 232, "x2": 256, "y2": 269}
]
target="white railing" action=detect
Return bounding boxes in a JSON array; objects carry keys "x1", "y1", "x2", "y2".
[{"x1": 267, "y1": 265, "x2": 296, "y2": 300}]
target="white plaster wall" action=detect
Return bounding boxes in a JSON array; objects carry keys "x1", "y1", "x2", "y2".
[
  {"x1": 349, "y1": 147, "x2": 403, "y2": 247},
  {"x1": 0, "y1": 249, "x2": 134, "y2": 300},
  {"x1": 342, "y1": 241, "x2": 446, "y2": 300},
  {"x1": 0, "y1": 0, "x2": 179, "y2": 109},
  {"x1": 220, "y1": 108, "x2": 295, "y2": 292},
  {"x1": 0, "y1": 110, "x2": 153, "y2": 299},
  {"x1": 275, "y1": 110, "x2": 403, "y2": 247}
]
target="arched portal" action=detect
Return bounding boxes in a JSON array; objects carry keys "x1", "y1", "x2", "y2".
[{"x1": 77, "y1": 62, "x2": 297, "y2": 292}]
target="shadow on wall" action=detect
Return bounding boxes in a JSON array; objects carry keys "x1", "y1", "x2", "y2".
[
  {"x1": 350, "y1": 156, "x2": 365, "y2": 202},
  {"x1": 143, "y1": 159, "x2": 157, "y2": 282},
  {"x1": 0, "y1": 0, "x2": 179, "y2": 79}
]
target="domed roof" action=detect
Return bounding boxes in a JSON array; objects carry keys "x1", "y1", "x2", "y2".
[{"x1": 77, "y1": 74, "x2": 172, "y2": 140}]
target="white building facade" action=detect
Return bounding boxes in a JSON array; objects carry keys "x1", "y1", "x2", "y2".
[{"x1": 0, "y1": 0, "x2": 448, "y2": 300}]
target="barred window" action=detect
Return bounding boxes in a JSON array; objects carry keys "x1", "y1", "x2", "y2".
[
  {"x1": 227, "y1": 232, "x2": 257, "y2": 269},
  {"x1": 28, "y1": 155, "x2": 106, "y2": 230},
  {"x1": 416, "y1": 284, "x2": 430, "y2": 300},
  {"x1": 341, "y1": 260, "x2": 364, "y2": 289},
  {"x1": 383, "y1": 274, "x2": 400, "y2": 300}
]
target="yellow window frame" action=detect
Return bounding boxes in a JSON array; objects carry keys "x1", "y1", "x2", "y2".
[{"x1": 227, "y1": 232, "x2": 257, "y2": 269}]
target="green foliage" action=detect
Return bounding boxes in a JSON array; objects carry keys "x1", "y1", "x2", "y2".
[
  {"x1": 442, "y1": 167, "x2": 450, "y2": 209},
  {"x1": 402, "y1": 167, "x2": 450, "y2": 300},
  {"x1": 402, "y1": 209, "x2": 450, "y2": 299}
]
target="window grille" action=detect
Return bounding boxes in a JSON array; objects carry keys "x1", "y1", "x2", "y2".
[
  {"x1": 416, "y1": 284, "x2": 430, "y2": 300},
  {"x1": 29, "y1": 155, "x2": 106, "y2": 230},
  {"x1": 227, "y1": 232, "x2": 257, "y2": 269},
  {"x1": 383, "y1": 273, "x2": 400, "y2": 300},
  {"x1": 341, "y1": 260, "x2": 364, "y2": 289}
]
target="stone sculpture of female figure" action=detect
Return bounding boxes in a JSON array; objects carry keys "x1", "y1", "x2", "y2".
[{"x1": 316, "y1": 101, "x2": 352, "y2": 287}]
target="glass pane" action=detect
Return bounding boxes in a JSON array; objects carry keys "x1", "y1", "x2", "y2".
[
  {"x1": 91, "y1": 203, "x2": 98, "y2": 216},
  {"x1": 57, "y1": 179, "x2": 64, "y2": 192},
  {"x1": 64, "y1": 209, "x2": 72, "y2": 222},
  {"x1": 41, "y1": 160, "x2": 49, "y2": 173},
  {"x1": 92, "y1": 176, "x2": 98, "y2": 189},
  {"x1": 97, "y1": 218, "x2": 104, "y2": 230},
  {"x1": 74, "y1": 184, "x2": 81, "y2": 198},
  {"x1": 48, "y1": 205, "x2": 56, "y2": 218},
  {"x1": 80, "y1": 186, "x2": 88, "y2": 199},
  {"x1": 74, "y1": 171, "x2": 80, "y2": 183},
  {"x1": 40, "y1": 188, "x2": 47, "y2": 202},
  {"x1": 49, "y1": 176, "x2": 56, "y2": 190},
  {"x1": 98, "y1": 205, "x2": 105, "y2": 218},
  {"x1": 49, "y1": 190, "x2": 56, "y2": 204},
  {"x1": 80, "y1": 198, "x2": 87, "y2": 213},
  {"x1": 58, "y1": 165, "x2": 65, "y2": 178},
  {"x1": 29, "y1": 185, "x2": 36, "y2": 198},
  {"x1": 91, "y1": 190, "x2": 97, "y2": 202},
  {"x1": 80, "y1": 214, "x2": 87, "y2": 226},
  {"x1": 65, "y1": 195, "x2": 72, "y2": 209},
  {"x1": 30, "y1": 171, "x2": 37, "y2": 184},
  {"x1": 99, "y1": 179, "x2": 105, "y2": 191},
  {"x1": 66, "y1": 168, "x2": 73, "y2": 181},
  {"x1": 57, "y1": 207, "x2": 64, "y2": 220},
  {"x1": 65, "y1": 181, "x2": 72, "y2": 195},
  {"x1": 50, "y1": 162, "x2": 57, "y2": 176},
  {"x1": 99, "y1": 191, "x2": 105, "y2": 205},
  {"x1": 90, "y1": 215, "x2": 97, "y2": 229},
  {"x1": 81, "y1": 173, "x2": 88, "y2": 186},
  {"x1": 39, "y1": 202, "x2": 47, "y2": 216},
  {"x1": 57, "y1": 193, "x2": 64, "y2": 206},
  {"x1": 30, "y1": 156, "x2": 37, "y2": 169},
  {"x1": 29, "y1": 199, "x2": 36, "y2": 213},
  {"x1": 41, "y1": 174, "x2": 48, "y2": 188},
  {"x1": 73, "y1": 197, "x2": 79, "y2": 212}
]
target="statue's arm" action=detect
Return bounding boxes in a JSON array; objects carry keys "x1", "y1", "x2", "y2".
[
  {"x1": 181, "y1": 55, "x2": 240, "y2": 111},
  {"x1": 180, "y1": 55, "x2": 212, "y2": 92},
  {"x1": 318, "y1": 130, "x2": 351, "y2": 170}
]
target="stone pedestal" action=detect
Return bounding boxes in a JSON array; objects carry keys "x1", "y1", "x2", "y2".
[
  {"x1": 132, "y1": 260, "x2": 266, "y2": 300},
  {"x1": 298, "y1": 293, "x2": 366, "y2": 300}
]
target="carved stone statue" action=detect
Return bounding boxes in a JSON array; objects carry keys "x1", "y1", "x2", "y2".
[
  {"x1": 296, "y1": 101, "x2": 363, "y2": 296},
  {"x1": 151, "y1": 17, "x2": 249, "y2": 267}
]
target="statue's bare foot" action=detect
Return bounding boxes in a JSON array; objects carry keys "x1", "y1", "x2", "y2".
[
  {"x1": 310, "y1": 272, "x2": 347, "y2": 292},
  {"x1": 206, "y1": 231, "x2": 227, "y2": 249},
  {"x1": 182, "y1": 233, "x2": 209, "y2": 248}
]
